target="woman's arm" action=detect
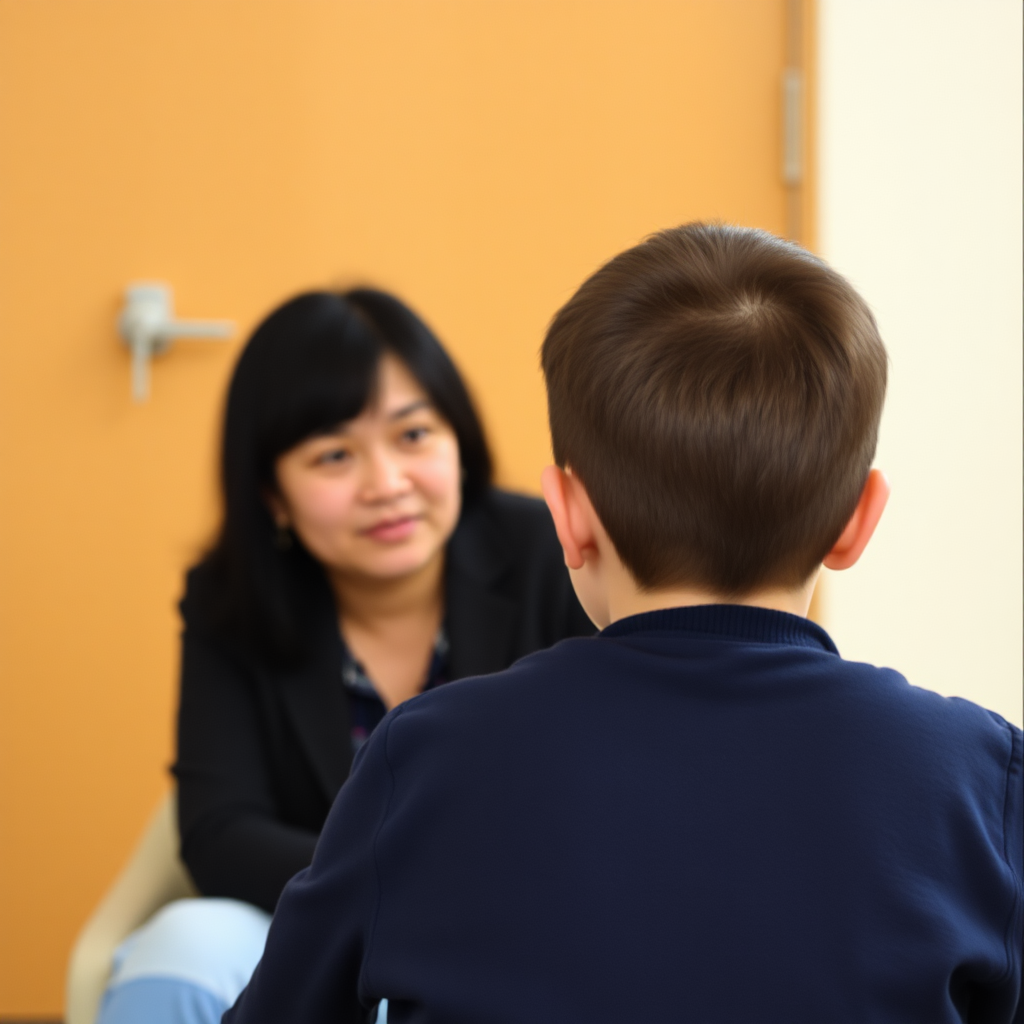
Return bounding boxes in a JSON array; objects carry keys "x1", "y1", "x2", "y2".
[
  {"x1": 174, "y1": 626, "x2": 318, "y2": 913},
  {"x1": 222, "y1": 712, "x2": 393, "y2": 1024}
]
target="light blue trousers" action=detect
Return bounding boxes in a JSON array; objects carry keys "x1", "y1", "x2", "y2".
[{"x1": 96, "y1": 898, "x2": 388, "y2": 1024}]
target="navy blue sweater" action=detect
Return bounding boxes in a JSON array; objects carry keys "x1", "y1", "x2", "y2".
[{"x1": 225, "y1": 606, "x2": 1023, "y2": 1024}]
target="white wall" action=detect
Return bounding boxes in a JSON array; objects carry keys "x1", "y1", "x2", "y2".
[{"x1": 817, "y1": 0, "x2": 1022, "y2": 726}]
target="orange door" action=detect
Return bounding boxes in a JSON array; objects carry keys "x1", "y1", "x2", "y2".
[{"x1": 0, "y1": 1, "x2": 812, "y2": 1013}]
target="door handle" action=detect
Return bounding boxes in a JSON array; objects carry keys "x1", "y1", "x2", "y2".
[{"x1": 118, "y1": 283, "x2": 234, "y2": 401}]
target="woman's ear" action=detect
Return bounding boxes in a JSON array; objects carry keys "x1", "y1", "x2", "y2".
[
  {"x1": 541, "y1": 465, "x2": 592, "y2": 571},
  {"x1": 823, "y1": 469, "x2": 891, "y2": 571},
  {"x1": 263, "y1": 488, "x2": 290, "y2": 529}
]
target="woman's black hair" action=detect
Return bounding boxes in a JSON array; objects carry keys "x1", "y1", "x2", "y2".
[{"x1": 200, "y1": 288, "x2": 492, "y2": 663}]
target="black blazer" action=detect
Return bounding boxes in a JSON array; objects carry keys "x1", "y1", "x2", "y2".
[{"x1": 173, "y1": 489, "x2": 592, "y2": 912}]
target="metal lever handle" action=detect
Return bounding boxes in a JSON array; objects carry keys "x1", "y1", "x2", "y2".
[{"x1": 118, "y1": 283, "x2": 233, "y2": 402}]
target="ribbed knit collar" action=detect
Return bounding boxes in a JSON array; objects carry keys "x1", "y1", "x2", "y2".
[{"x1": 600, "y1": 604, "x2": 839, "y2": 654}]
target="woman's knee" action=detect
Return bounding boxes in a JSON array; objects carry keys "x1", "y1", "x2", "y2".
[{"x1": 107, "y1": 898, "x2": 271, "y2": 1003}]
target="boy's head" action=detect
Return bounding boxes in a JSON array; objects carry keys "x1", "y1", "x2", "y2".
[{"x1": 541, "y1": 223, "x2": 888, "y2": 601}]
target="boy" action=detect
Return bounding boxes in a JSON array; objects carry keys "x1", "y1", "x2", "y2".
[{"x1": 225, "y1": 225, "x2": 1022, "y2": 1023}]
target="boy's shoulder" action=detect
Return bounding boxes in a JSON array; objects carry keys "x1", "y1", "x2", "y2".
[
  {"x1": 397, "y1": 621, "x2": 1021, "y2": 797},
  {"x1": 829, "y1": 651, "x2": 1022, "y2": 760},
  {"x1": 490, "y1": 614, "x2": 996, "y2": 720},
  {"x1": 406, "y1": 620, "x2": 1017, "y2": 744},
  {"x1": 370, "y1": 618, "x2": 1021, "y2": 899}
]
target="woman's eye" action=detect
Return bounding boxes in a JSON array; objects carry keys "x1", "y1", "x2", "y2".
[
  {"x1": 317, "y1": 448, "x2": 349, "y2": 465},
  {"x1": 402, "y1": 426, "x2": 430, "y2": 443}
]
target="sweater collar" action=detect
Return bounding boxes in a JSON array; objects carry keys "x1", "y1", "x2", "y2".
[{"x1": 600, "y1": 604, "x2": 839, "y2": 654}]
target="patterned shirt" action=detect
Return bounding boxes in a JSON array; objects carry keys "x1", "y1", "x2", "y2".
[{"x1": 341, "y1": 629, "x2": 450, "y2": 756}]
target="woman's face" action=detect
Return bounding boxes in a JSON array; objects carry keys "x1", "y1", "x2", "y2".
[{"x1": 270, "y1": 355, "x2": 463, "y2": 584}]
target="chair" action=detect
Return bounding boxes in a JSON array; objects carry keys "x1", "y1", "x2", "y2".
[{"x1": 66, "y1": 790, "x2": 197, "y2": 1024}]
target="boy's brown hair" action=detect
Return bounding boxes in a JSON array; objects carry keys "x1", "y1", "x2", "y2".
[{"x1": 541, "y1": 223, "x2": 887, "y2": 595}]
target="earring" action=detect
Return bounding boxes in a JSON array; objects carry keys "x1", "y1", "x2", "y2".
[{"x1": 275, "y1": 523, "x2": 293, "y2": 551}]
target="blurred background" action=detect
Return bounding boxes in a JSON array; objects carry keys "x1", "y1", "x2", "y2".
[{"x1": 0, "y1": 0, "x2": 1019, "y2": 1017}]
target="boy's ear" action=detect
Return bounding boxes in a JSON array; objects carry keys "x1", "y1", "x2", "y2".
[
  {"x1": 823, "y1": 469, "x2": 890, "y2": 571},
  {"x1": 541, "y1": 465, "x2": 595, "y2": 571}
]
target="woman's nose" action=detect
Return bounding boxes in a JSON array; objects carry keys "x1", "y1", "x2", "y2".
[{"x1": 360, "y1": 448, "x2": 411, "y2": 501}]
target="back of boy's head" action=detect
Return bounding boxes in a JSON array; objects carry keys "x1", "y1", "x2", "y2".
[{"x1": 541, "y1": 222, "x2": 888, "y2": 595}]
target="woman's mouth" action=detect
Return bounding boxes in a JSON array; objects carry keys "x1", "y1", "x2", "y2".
[{"x1": 362, "y1": 515, "x2": 421, "y2": 543}]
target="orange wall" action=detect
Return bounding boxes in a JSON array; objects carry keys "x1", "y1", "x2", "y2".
[{"x1": 0, "y1": 1, "x2": 801, "y2": 1013}]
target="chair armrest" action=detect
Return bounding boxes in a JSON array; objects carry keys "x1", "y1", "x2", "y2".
[{"x1": 66, "y1": 790, "x2": 197, "y2": 1024}]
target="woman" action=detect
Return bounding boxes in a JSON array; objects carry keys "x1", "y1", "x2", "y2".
[{"x1": 97, "y1": 289, "x2": 593, "y2": 1024}]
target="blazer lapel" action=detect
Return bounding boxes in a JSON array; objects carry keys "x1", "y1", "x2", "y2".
[
  {"x1": 276, "y1": 599, "x2": 353, "y2": 802},
  {"x1": 444, "y1": 499, "x2": 518, "y2": 681}
]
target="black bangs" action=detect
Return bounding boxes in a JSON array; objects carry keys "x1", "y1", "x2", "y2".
[
  {"x1": 227, "y1": 293, "x2": 384, "y2": 489},
  {"x1": 342, "y1": 288, "x2": 493, "y2": 504}
]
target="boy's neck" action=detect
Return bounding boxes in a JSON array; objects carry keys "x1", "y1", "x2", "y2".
[{"x1": 599, "y1": 558, "x2": 819, "y2": 628}]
